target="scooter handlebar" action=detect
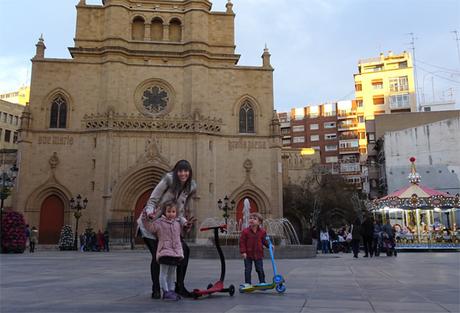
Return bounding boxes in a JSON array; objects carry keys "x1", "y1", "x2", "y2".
[{"x1": 200, "y1": 224, "x2": 227, "y2": 232}]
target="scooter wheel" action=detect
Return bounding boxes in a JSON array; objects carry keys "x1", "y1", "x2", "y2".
[
  {"x1": 276, "y1": 284, "x2": 286, "y2": 293},
  {"x1": 274, "y1": 275, "x2": 283, "y2": 284},
  {"x1": 207, "y1": 283, "x2": 213, "y2": 290},
  {"x1": 229, "y1": 284, "x2": 235, "y2": 296}
]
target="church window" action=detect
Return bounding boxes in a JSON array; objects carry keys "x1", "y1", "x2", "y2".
[
  {"x1": 142, "y1": 85, "x2": 169, "y2": 114},
  {"x1": 169, "y1": 18, "x2": 182, "y2": 42},
  {"x1": 50, "y1": 95, "x2": 67, "y2": 128},
  {"x1": 239, "y1": 101, "x2": 255, "y2": 133},
  {"x1": 132, "y1": 16, "x2": 145, "y2": 40}
]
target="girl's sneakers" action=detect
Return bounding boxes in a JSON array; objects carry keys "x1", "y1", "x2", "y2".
[{"x1": 162, "y1": 290, "x2": 181, "y2": 301}]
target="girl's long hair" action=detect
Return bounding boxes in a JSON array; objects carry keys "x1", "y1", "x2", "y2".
[{"x1": 171, "y1": 159, "x2": 193, "y2": 195}]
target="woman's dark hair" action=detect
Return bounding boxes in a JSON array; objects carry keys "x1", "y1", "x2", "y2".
[{"x1": 171, "y1": 159, "x2": 193, "y2": 194}]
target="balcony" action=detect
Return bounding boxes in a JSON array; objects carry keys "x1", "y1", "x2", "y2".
[
  {"x1": 339, "y1": 146, "x2": 360, "y2": 154},
  {"x1": 337, "y1": 111, "x2": 357, "y2": 120},
  {"x1": 339, "y1": 133, "x2": 359, "y2": 140},
  {"x1": 337, "y1": 123, "x2": 359, "y2": 131},
  {"x1": 340, "y1": 163, "x2": 361, "y2": 173}
]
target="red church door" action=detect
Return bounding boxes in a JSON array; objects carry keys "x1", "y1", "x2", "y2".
[
  {"x1": 134, "y1": 189, "x2": 153, "y2": 244},
  {"x1": 236, "y1": 197, "x2": 258, "y2": 229},
  {"x1": 39, "y1": 195, "x2": 64, "y2": 244}
]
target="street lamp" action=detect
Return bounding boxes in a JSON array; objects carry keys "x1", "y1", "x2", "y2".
[
  {"x1": 0, "y1": 162, "x2": 18, "y2": 253},
  {"x1": 70, "y1": 194, "x2": 88, "y2": 250},
  {"x1": 217, "y1": 195, "x2": 235, "y2": 225}
]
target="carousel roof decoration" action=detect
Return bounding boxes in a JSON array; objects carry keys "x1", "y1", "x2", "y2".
[{"x1": 370, "y1": 157, "x2": 459, "y2": 211}]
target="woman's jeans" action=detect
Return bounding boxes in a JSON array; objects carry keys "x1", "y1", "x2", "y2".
[
  {"x1": 352, "y1": 239, "x2": 360, "y2": 257},
  {"x1": 321, "y1": 240, "x2": 329, "y2": 254}
]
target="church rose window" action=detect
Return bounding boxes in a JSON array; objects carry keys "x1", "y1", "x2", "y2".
[{"x1": 142, "y1": 85, "x2": 169, "y2": 114}]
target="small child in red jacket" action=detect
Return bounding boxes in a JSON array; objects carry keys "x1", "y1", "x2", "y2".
[{"x1": 239, "y1": 212, "x2": 269, "y2": 285}]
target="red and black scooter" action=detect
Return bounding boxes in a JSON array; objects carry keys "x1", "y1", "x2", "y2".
[{"x1": 192, "y1": 224, "x2": 235, "y2": 299}]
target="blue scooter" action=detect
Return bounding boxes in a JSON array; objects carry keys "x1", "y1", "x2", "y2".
[{"x1": 239, "y1": 235, "x2": 286, "y2": 293}]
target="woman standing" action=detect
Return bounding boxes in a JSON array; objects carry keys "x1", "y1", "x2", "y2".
[
  {"x1": 137, "y1": 160, "x2": 197, "y2": 299},
  {"x1": 351, "y1": 218, "x2": 362, "y2": 258}
]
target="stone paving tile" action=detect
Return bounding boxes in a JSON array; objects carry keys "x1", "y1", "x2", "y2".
[
  {"x1": 371, "y1": 301, "x2": 450, "y2": 312},
  {"x1": 1, "y1": 251, "x2": 459, "y2": 313},
  {"x1": 306, "y1": 299, "x2": 374, "y2": 310}
]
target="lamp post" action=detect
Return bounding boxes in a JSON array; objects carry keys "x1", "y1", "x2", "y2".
[
  {"x1": 70, "y1": 194, "x2": 88, "y2": 250},
  {"x1": 217, "y1": 195, "x2": 235, "y2": 225}
]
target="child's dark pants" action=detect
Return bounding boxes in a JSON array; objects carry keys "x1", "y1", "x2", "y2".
[{"x1": 244, "y1": 258, "x2": 265, "y2": 284}]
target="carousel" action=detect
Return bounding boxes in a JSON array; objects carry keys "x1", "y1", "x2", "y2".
[{"x1": 369, "y1": 157, "x2": 460, "y2": 250}]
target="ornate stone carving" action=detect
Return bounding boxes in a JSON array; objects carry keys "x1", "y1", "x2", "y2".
[
  {"x1": 49, "y1": 152, "x2": 59, "y2": 169},
  {"x1": 243, "y1": 159, "x2": 253, "y2": 173},
  {"x1": 81, "y1": 112, "x2": 222, "y2": 134}
]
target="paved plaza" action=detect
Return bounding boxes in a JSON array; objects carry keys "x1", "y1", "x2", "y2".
[{"x1": 1, "y1": 251, "x2": 459, "y2": 313}]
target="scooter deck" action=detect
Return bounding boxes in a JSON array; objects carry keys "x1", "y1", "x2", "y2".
[{"x1": 239, "y1": 282, "x2": 275, "y2": 293}]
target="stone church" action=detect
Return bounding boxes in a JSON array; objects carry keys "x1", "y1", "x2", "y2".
[{"x1": 17, "y1": 0, "x2": 283, "y2": 244}]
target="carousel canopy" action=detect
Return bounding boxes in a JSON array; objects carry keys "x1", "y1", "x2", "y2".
[{"x1": 370, "y1": 157, "x2": 460, "y2": 211}]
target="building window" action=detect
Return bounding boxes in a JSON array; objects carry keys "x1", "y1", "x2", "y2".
[
  {"x1": 389, "y1": 94, "x2": 409, "y2": 109},
  {"x1": 309, "y1": 124, "x2": 319, "y2": 130},
  {"x1": 325, "y1": 144, "x2": 337, "y2": 151},
  {"x1": 389, "y1": 76, "x2": 409, "y2": 92},
  {"x1": 4, "y1": 129, "x2": 11, "y2": 143},
  {"x1": 355, "y1": 83, "x2": 362, "y2": 91},
  {"x1": 292, "y1": 125, "x2": 305, "y2": 132},
  {"x1": 368, "y1": 133, "x2": 375, "y2": 143},
  {"x1": 399, "y1": 61, "x2": 408, "y2": 68},
  {"x1": 356, "y1": 100, "x2": 363, "y2": 107},
  {"x1": 132, "y1": 16, "x2": 145, "y2": 40},
  {"x1": 169, "y1": 18, "x2": 182, "y2": 42},
  {"x1": 358, "y1": 116, "x2": 364, "y2": 123},
  {"x1": 1, "y1": 112, "x2": 6, "y2": 123},
  {"x1": 7, "y1": 114, "x2": 12, "y2": 124},
  {"x1": 325, "y1": 156, "x2": 338, "y2": 163},
  {"x1": 13, "y1": 132, "x2": 18, "y2": 143},
  {"x1": 239, "y1": 101, "x2": 255, "y2": 133},
  {"x1": 293, "y1": 136, "x2": 305, "y2": 143},
  {"x1": 324, "y1": 122, "x2": 336, "y2": 129},
  {"x1": 150, "y1": 18, "x2": 163, "y2": 41},
  {"x1": 50, "y1": 95, "x2": 68, "y2": 128},
  {"x1": 372, "y1": 81, "x2": 383, "y2": 89},
  {"x1": 423, "y1": 107, "x2": 431, "y2": 112},
  {"x1": 13, "y1": 116, "x2": 18, "y2": 125},
  {"x1": 359, "y1": 132, "x2": 366, "y2": 139},
  {"x1": 324, "y1": 133, "x2": 337, "y2": 140},
  {"x1": 310, "y1": 134, "x2": 319, "y2": 141},
  {"x1": 282, "y1": 139, "x2": 291, "y2": 145},
  {"x1": 373, "y1": 96, "x2": 384, "y2": 105}
]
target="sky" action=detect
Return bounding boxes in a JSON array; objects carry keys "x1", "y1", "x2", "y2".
[{"x1": 0, "y1": 0, "x2": 459, "y2": 113}]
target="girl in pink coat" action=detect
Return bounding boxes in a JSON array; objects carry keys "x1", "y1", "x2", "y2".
[{"x1": 143, "y1": 200, "x2": 185, "y2": 301}]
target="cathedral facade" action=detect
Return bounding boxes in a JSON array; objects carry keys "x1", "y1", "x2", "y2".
[{"x1": 17, "y1": 0, "x2": 283, "y2": 244}]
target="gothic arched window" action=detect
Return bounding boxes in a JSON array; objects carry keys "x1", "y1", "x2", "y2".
[
  {"x1": 239, "y1": 101, "x2": 255, "y2": 133},
  {"x1": 50, "y1": 96, "x2": 67, "y2": 128}
]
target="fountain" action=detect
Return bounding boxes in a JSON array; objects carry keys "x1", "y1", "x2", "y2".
[
  {"x1": 198, "y1": 217, "x2": 301, "y2": 246},
  {"x1": 191, "y1": 216, "x2": 314, "y2": 259}
]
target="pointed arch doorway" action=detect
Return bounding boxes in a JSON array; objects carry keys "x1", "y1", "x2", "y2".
[
  {"x1": 235, "y1": 197, "x2": 258, "y2": 228},
  {"x1": 39, "y1": 195, "x2": 65, "y2": 244},
  {"x1": 134, "y1": 189, "x2": 153, "y2": 244}
]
